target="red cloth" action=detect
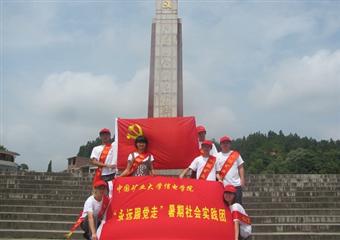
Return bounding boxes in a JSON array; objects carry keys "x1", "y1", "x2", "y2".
[
  {"x1": 116, "y1": 116, "x2": 200, "y2": 170},
  {"x1": 98, "y1": 176, "x2": 234, "y2": 239}
]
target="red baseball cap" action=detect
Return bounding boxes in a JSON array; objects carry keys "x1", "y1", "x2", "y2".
[
  {"x1": 99, "y1": 128, "x2": 111, "y2": 135},
  {"x1": 220, "y1": 135, "x2": 232, "y2": 143},
  {"x1": 196, "y1": 125, "x2": 206, "y2": 133},
  {"x1": 201, "y1": 140, "x2": 213, "y2": 148},
  {"x1": 93, "y1": 180, "x2": 107, "y2": 188},
  {"x1": 224, "y1": 185, "x2": 236, "y2": 193}
]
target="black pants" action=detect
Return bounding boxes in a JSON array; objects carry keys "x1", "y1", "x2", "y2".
[
  {"x1": 80, "y1": 217, "x2": 101, "y2": 240},
  {"x1": 235, "y1": 186, "x2": 243, "y2": 204}
]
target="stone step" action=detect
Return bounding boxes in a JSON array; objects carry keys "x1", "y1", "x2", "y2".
[
  {"x1": 0, "y1": 193, "x2": 89, "y2": 201},
  {"x1": 252, "y1": 223, "x2": 340, "y2": 233},
  {"x1": 247, "y1": 208, "x2": 340, "y2": 216},
  {"x1": 0, "y1": 205, "x2": 81, "y2": 214},
  {"x1": 0, "y1": 175, "x2": 92, "y2": 181},
  {"x1": 0, "y1": 179, "x2": 93, "y2": 186},
  {"x1": 243, "y1": 191, "x2": 340, "y2": 197},
  {"x1": 251, "y1": 215, "x2": 340, "y2": 224},
  {"x1": 0, "y1": 172, "x2": 73, "y2": 177},
  {"x1": 251, "y1": 232, "x2": 340, "y2": 240},
  {"x1": 244, "y1": 186, "x2": 340, "y2": 192},
  {"x1": 0, "y1": 220, "x2": 74, "y2": 231},
  {"x1": 0, "y1": 229, "x2": 83, "y2": 239},
  {"x1": 0, "y1": 187, "x2": 91, "y2": 195},
  {"x1": 1, "y1": 183, "x2": 92, "y2": 190},
  {"x1": 244, "y1": 202, "x2": 340, "y2": 209},
  {"x1": 0, "y1": 212, "x2": 78, "y2": 221},
  {"x1": 0, "y1": 199, "x2": 83, "y2": 207},
  {"x1": 243, "y1": 196, "x2": 340, "y2": 203}
]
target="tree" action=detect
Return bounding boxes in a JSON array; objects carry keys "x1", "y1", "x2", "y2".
[
  {"x1": 0, "y1": 145, "x2": 7, "y2": 151},
  {"x1": 19, "y1": 163, "x2": 29, "y2": 171},
  {"x1": 47, "y1": 160, "x2": 52, "y2": 173}
]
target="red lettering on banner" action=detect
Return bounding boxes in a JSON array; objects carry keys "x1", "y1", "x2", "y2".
[{"x1": 98, "y1": 176, "x2": 234, "y2": 240}]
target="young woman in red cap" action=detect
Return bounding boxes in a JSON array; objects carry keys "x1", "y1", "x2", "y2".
[
  {"x1": 224, "y1": 185, "x2": 252, "y2": 240},
  {"x1": 80, "y1": 180, "x2": 110, "y2": 240},
  {"x1": 119, "y1": 135, "x2": 155, "y2": 177}
]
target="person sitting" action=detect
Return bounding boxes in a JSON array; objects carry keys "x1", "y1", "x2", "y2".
[
  {"x1": 119, "y1": 135, "x2": 155, "y2": 177},
  {"x1": 179, "y1": 140, "x2": 221, "y2": 181},
  {"x1": 223, "y1": 185, "x2": 252, "y2": 240},
  {"x1": 80, "y1": 180, "x2": 110, "y2": 240}
]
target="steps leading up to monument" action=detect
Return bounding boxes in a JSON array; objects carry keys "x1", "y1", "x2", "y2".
[{"x1": 0, "y1": 172, "x2": 339, "y2": 239}]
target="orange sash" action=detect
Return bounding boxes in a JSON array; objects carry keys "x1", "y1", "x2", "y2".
[
  {"x1": 198, "y1": 155, "x2": 216, "y2": 180},
  {"x1": 128, "y1": 152, "x2": 150, "y2": 176},
  {"x1": 219, "y1": 151, "x2": 240, "y2": 179},
  {"x1": 232, "y1": 211, "x2": 251, "y2": 225},
  {"x1": 92, "y1": 144, "x2": 112, "y2": 186}
]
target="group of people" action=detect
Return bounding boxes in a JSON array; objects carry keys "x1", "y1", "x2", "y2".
[{"x1": 78, "y1": 126, "x2": 251, "y2": 240}]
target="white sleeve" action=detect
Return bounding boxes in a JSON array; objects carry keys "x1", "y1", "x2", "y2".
[
  {"x1": 216, "y1": 155, "x2": 222, "y2": 172},
  {"x1": 90, "y1": 147, "x2": 100, "y2": 160},
  {"x1": 211, "y1": 144, "x2": 219, "y2": 156},
  {"x1": 83, "y1": 197, "x2": 94, "y2": 214},
  {"x1": 237, "y1": 154, "x2": 244, "y2": 167},
  {"x1": 150, "y1": 154, "x2": 155, "y2": 162},
  {"x1": 127, "y1": 153, "x2": 133, "y2": 162},
  {"x1": 189, "y1": 158, "x2": 198, "y2": 171}
]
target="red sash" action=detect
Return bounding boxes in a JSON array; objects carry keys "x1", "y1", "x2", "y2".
[
  {"x1": 219, "y1": 151, "x2": 240, "y2": 179},
  {"x1": 232, "y1": 211, "x2": 251, "y2": 225},
  {"x1": 198, "y1": 155, "x2": 216, "y2": 180},
  {"x1": 92, "y1": 144, "x2": 112, "y2": 186},
  {"x1": 128, "y1": 152, "x2": 150, "y2": 176},
  {"x1": 65, "y1": 195, "x2": 110, "y2": 239}
]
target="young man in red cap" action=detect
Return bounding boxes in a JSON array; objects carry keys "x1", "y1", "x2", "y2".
[
  {"x1": 80, "y1": 180, "x2": 110, "y2": 240},
  {"x1": 216, "y1": 135, "x2": 245, "y2": 204},
  {"x1": 179, "y1": 140, "x2": 221, "y2": 181},
  {"x1": 196, "y1": 125, "x2": 218, "y2": 156},
  {"x1": 224, "y1": 185, "x2": 252, "y2": 240},
  {"x1": 90, "y1": 128, "x2": 117, "y2": 183}
]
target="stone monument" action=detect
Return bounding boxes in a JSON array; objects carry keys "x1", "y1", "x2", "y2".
[{"x1": 148, "y1": 0, "x2": 183, "y2": 118}]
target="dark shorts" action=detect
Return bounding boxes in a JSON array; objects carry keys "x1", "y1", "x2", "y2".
[
  {"x1": 235, "y1": 186, "x2": 243, "y2": 204},
  {"x1": 101, "y1": 173, "x2": 116, "y2": 182},
  {"x1": 80, "y1": 216, "x2": 101, "y2": 240}
]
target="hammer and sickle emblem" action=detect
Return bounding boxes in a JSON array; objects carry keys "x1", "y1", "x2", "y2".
[
  {"x1": 126, "y1": 124, "x2": 144, "y2": 140},
  {"x1": 162, "y1": 0, "x2": 172, "y2": 9}
]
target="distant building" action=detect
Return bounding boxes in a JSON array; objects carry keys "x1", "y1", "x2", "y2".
[
  {"x1": 0, "y1": 150, "x2": 19, "y2": 171},
  {"x1": 67, "y1": 156, "x2": 96, "y2": 176}
]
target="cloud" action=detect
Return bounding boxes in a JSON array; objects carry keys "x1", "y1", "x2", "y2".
[{"x1": 250, "y1": 49, "x2": 340, "y2": 113}]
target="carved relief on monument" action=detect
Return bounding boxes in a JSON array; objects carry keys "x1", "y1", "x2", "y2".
[{"x1": 160, "y1": 56, "x2": 172, "y2": 68}]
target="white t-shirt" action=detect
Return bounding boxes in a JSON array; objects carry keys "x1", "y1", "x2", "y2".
[
  {"x1": 82, "y1": 195, "x2": 103, "y2": 219},
  {"x1": 189, "y1": 155, "x2": 217, "y2": 181},
  {"x1": 198, "y1": 141, "x2": 218, "y2": 157},
  {"x1": 90, "y1": 143, "x2": 117, "y2": 176},
  {"x1": 216, "y1": 151, "x2": 244, "y2": 186},
  {"x1": 230, "y1": 203, "x2": 252, "y2": 238},
  {"x1": 127, "y1": 152, "x2": 155, "y2": 162}
]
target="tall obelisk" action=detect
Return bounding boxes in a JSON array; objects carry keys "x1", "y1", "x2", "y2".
[{"x1": 148, "y1": 0, "x2": 183, "y2": 118}]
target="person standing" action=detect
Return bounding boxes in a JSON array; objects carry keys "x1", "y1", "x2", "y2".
[
  {"x1": 216, "y1": 135, "x2": 245, "y2": 204},
  {"x1": 90, "y1": 128, "x2": 117, "y2": 183},
  {"x1": 196, "y1": 125, "x2": 218, "y2": 156},
  {"x1": 119, "y1": 136, "x2": 155, "y2": 177},
  {"x1": 223, "y1": 185, "x2": 252, "y2": 240},
  {"x1": 179, "y1": 140, "x2": 221, "y2": 181}
]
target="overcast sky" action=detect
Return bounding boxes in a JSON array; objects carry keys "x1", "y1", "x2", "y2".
[{"x1": 1, "y1": 1, "x2": 339, "y2": 171}]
